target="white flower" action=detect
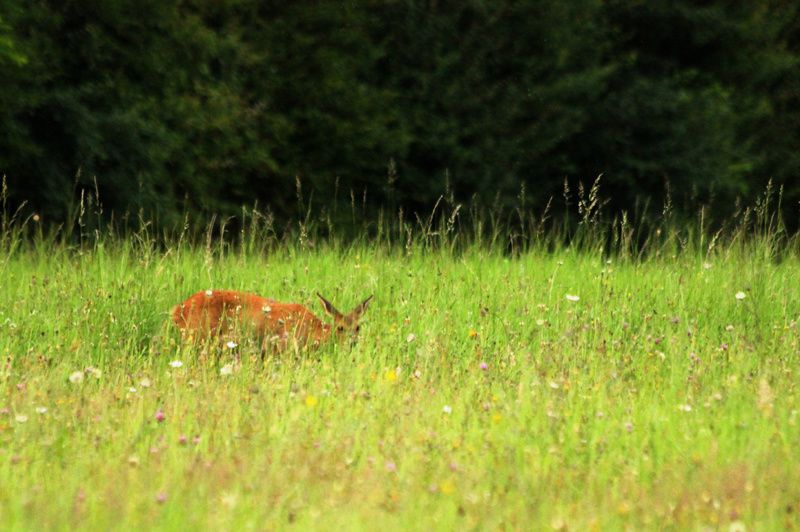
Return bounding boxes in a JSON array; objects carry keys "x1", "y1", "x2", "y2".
[
  {"x1": 565, "y1": 294, "x2": 580, "y2": 302},
  {"x1": 86, "y1": 367, "x2": 102, "y2": 379},
  {"x1": 728, "y1": 520, "x2": 747, "y2": 532},
  {"x1": 549, "y1": 381, "x2": 560, "y2": 389},
  {"x1": 226, "y1": 341, "x2": 238, "y2": 350},
  {"x1": 68, "y1": 371, "x2": 84, "y2": 384},
  {"x1": 169, "y1": 360, "x2": 183, "y2": 368},
  {"x1": 406, "y1": 333, "x2": 416, "y2": 343},
  {"x1": 128, "y1": 387, "x2": 137, "y2": 394},
  {"x1": 221, "y1": 492, "x2": 238, "y2": 509},
  {"x1": 442, "y1": 405, "x2": 452, "y2": 414},
  {"x1": 14, "y1": 414, "x2": 28, "y2": 423},
  {"x1": 140, "y1": 378, "x2": 152, "y2": 388},
  {"x1": 678, "y1": 404, "x2": 692, "y2": 412},
  {"x1": 220, "y1": 364, "x2": 234, "y2": 376},
  {"x1": 35, "y1": 406, "x2": 47, "y2": 415},
  {"x1": 735, "y1": 291, "x2": 746, "y2": 300},
  {"x1": 702, "y1": 262, "x2": 713, "y2": 270}
]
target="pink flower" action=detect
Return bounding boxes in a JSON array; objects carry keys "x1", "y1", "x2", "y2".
[
  {"x1": 155, "y1": 409, "x2": 166, "y2": 423},
  {"x1": 155, "y1": 492, "x2": 167, "y2": 504},
  {"x1": 480, "y1": 362, "x2": 488, "y2": 371},
  {"x1": 385, "y1": 460, "x2": 397, "y2": 472}
]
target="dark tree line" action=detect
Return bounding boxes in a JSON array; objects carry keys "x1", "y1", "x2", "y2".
[{"x1": 1, "y1": 1, "x2": 799, "y2": 229}]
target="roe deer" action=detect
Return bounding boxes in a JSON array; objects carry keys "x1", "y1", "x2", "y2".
[{"x1": 172, "y1": 290, "x2": 372, "y2": 350}]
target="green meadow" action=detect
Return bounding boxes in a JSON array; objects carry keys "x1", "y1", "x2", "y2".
[{"x1": 0, "y1": 203, "x2": 799, "y2": 530}]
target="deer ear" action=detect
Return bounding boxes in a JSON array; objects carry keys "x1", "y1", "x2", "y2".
[
  {"x1": 317, "y1": 293, "x2": 342, "y2": 317},
  {"x1": 351, "y1": 295, "x2": 373, "y2": 317}
]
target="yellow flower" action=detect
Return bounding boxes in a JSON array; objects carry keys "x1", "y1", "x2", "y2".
[
  {"x1": 305, "y1": 395, "x2": 318, "y2": 408},
  {"x1": 491, "y1": 413, "x2": 503, "y2": 424},
  {"x1": 384, "y1": 369, "x2": 398, "y2": 383},
  {"x1": 439, "y1": 479, "x2": 456, "y2": 495},
  {"x1": 468, "y1": 329, "x2": 478, "y2": 339}
]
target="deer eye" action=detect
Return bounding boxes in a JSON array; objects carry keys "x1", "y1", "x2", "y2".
[
  {"x1": 336, "y1": 325, "x2": 345, "y2": 333},
  {"x1": 354, "y1": 325, "x2": 360, "y2": 333}
]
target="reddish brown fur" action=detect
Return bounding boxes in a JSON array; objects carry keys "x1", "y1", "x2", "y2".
[{"x1": 172, "y1": 289, "x2": 371, "y2": 350}]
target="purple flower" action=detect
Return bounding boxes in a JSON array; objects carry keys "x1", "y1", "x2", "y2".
[{"x1": 155, "y1": 409, "x2": 166, "y2": 423}]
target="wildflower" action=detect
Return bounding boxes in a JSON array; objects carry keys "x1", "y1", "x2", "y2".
[
  {"x1": 305, "y1": 395, "x2": 318, "y2": 408},
  {"x1": 678, "y1": 404, "x2": 692, "y2": 412},
  {"x1": 86, "y1": 367, "x2": 102, "y2": 379},
  {"x1": 385, "y1": 461, "x2": 397, "y2": 472},
  {"x1": 14, "y1": 414, "x2": 28, "y2": 423},
  {"x1": 565, "y1": 294, "x2": 580, "y2": 302},
  {"x1": 728, "y1": 521, "x2": 746, "y2": 532},
  {"x1": 702, "y1": 262, "x2": 713, "y2": 270},
  {"x1": 549, "y1": 381, "x2": 560, "y2": 390},
  {"x1": 178, "y1": 435, "x2": 188, "y2": 445},
  {"x1": 140, "y1": 377, "x2": 152, "y2": 388},
  {"x1": 220, "y1": 364, "x2": 234, "y2": 376},
  {"x1": 384, "y1": 369, "x2": 398, "y2": 383},
  {"x1": 725, "y1": 324, "x2": 735, "y2": 332},
  {"x1": 169, "y1": 360, "x2": 183, "y2": 368},
  {"x1": 624, "y1": 421, "x2": 634, "y2": 433},
  {"x1": 35, "y1": 406, "x2": 47, "y2": 415},
  {"x1": 479, "y1": 362, "x2": 488, "y2": 371},
  {"x1": 128, "y1": 387, "x2": 137, "y2": 393},
  {"x1": 735, "y1": 291, "x2": 746, "y2": 300},
  {"x1": 127, "y1": 455, "x2": 140, "y2": 467},
  {"x1": 468, "y1": 329, "x2": 478, "y2": 339},
  {"x1": 225, "y1": 341, "x2": 237, "y2": 350},
  {"x1": 439, "y1": 479, "x2": 456, "y2": 495},
  {"x1": 155, "y1": 492, "x2": 168, "y2": 504},
  {"x1": 155, "y1": 410, "x2": 166, "y2": 423},
  {"x1": 69, "y1": 371, "x2": 84, "y2": 384},
  {"x1": 442, "y1": 405, "x2": 452, "y2": 414},
  {"x1": 406, "y1": 333, "x2": 416, "y2": 343},
  {"x1": 221, "y1": 493, "x2": 238, "y2": 509}
]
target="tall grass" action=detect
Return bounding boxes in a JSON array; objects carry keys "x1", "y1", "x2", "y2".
[{"x1": 0, "y1": 181, "x2": 798, "y2": 529}]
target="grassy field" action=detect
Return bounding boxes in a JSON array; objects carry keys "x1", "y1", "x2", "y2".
[{"x1": 1, "y1": 212, "x2": 799, "y2": 530}]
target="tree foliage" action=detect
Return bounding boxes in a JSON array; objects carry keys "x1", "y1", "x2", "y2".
[{"x1": 1, "y1": 0, "x2": 798, "y2": 227}]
